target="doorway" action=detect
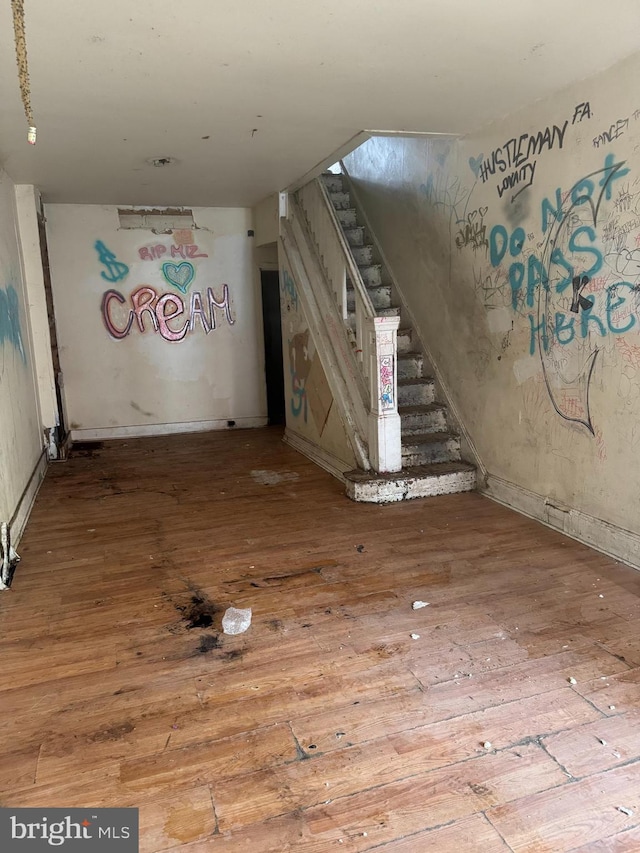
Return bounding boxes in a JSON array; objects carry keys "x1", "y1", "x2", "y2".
[{"x1": 260, "y1": 269, "x2": 285, "y2": 425}]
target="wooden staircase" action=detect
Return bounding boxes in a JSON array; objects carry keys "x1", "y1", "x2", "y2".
[{"x1": 319, "y1": 172, "x2": 476, "y2": 502}]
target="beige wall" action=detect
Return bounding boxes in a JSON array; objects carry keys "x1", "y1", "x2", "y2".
[
  {"x1": 253, "y1": 194, "x2": 279, "y2": 247},
  {"x1": 45, "y1": 205, "x2": 267, "y2": 438},
  {"x1": 14, "y1": 186, "x2": 58, "y2": 435},
  {"x1": 344, "y1": 52, "x2": 640, "y2": 542},
  {"x1": 0, "y1": 170, "x2": 44, "y2": 527}
]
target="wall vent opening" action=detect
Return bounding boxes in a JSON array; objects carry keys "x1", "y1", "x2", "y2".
[{"x1": 118, "y1": 208, "x2": 195, "y2": 232}]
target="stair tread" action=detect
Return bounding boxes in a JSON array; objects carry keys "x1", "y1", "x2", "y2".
[
  {"x1": 344, "y1": 460, "x2": 475, "y2": 483},
  {"x1": 401, "y1": 430, "x2": 459, "y2": 445},
  {"x1": 347, "y1": 281, "x2": 389, "y2": 290},
  {"x1": 399, "y1": 403, "x2": 445, "y2": 414},
  {"x1": 397, "y1": 376, "x2": 433, "y2": 386}
]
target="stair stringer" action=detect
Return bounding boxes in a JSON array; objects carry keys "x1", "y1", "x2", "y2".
[
  {"x1": 339, "y1": 163, "x2": 488, "y2": 488},
  {"x1": 280, "y1": 210, "x2": 372, "y2": 473}
]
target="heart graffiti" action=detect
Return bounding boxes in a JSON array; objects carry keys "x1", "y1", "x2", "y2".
[
  {"x1": 468, "y1": 154, "x2": 484, "y2": 179},
  {"x1": 161, "y1": 261, "x2": 195, "y2": 293}
]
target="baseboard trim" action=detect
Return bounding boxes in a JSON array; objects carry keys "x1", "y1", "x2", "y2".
[
  {"x1": 482, "y1": 474, "x2": 640, "y2": 571},
  {"x1": 71, "y1": 417, "x2": 268, "y2": 442},
  {"x1": 10, "y1": 448, "x2": 48, "y2": 548},
  {"x1": 283, "y1": 429, "x2": 348, "y2": 484}
]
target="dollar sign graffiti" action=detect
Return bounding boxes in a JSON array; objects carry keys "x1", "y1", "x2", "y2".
[{"x1": 95, "y1": 240, "x2": 129, "y2": 283}]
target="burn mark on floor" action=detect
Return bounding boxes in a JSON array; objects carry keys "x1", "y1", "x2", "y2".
[
  {"x1": 221, "y1": 648, "x2": 243, "y2": 661},
  {"x1": 195, "y1": 634, "x2": 222, "y2": 655},
  {"x1": 70, "y1": 441, "x2": 104, "y2": 458},
  {"x1": 162, "y1": 584, "x2": 244, "y2": 660},
  {"x1": 176, "y1": 593, "x2": 221, "y2": 630}
]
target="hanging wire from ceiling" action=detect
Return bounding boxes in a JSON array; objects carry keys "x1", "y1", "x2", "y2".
[{"x1": 11, "y1": 0, "x2": 36, "y2": 145}]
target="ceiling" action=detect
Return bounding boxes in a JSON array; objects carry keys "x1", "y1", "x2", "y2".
[{"x1": 0, "y1": 1, "x2": 639, "y2": 208}]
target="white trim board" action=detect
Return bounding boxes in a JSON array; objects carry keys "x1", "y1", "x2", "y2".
[
  {"x1": 482, "y1": 475, "x2": 640, "y2": 572},
  {"x1": 10, "y1": 448, "x2": 48, "y2": 548},
  {"x1": 71, "y1": 417, "x2": 268, "y2": 442},
  {"x1": 283, "y1": 429, "x2": 349, "y2": 485}
]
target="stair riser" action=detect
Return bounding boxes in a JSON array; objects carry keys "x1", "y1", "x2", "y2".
[
  {"x1": 347, "y1": 307, "x2": 400, "y2": 330},
  {"x1": 347, "y1": 287, "x2": 392, "y2": 312},
  {"x1": 344, "y1": 227, "x2": 365, "y2": 247},
  {"x1": 398, "y1": 382, "x2": 435, "y2": 406},
  {"x1": 351, "y1": 246, "x2": 374, "y2": 265},
  {"x1": 397, "y1": 332, "x2": 412, "y2": 354},
  {"x1": 337, "y1": 209, "x2": 357, "y2": 228},
  {"x1": 358, "y1": 265, "x2": 382, "y2": 286},
  {"x1": 346, "y1": 469, "x2": 476, "y2": 503},
  {"x1": 321, "y1": 176, "x2": 344, "y2": 193},
  {"x1": 329, "y1": 191, "x2": 351, "y2": 210},
  {"x1": 402, "y1": 438, "x2": 461, "y2": 466},
  {"x1": 401, "y1": 409, "x2": 447, "y2": 433},
  {"x1": 397, "y1": 357, "x2": 423, "y2": 380}
]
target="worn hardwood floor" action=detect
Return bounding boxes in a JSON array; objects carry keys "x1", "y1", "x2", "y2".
[{"x1": 1, "y1": 428, "x2": 640, "y2": 851}]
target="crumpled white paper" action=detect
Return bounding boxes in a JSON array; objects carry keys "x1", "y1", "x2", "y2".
[{"x1": 222, "y1": 606, "x2": 252, "y2": 635}]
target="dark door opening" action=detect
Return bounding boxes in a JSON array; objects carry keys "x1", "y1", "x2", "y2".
[{"x1": 260, "y1": 269, "x2": 285, "y2": 425}]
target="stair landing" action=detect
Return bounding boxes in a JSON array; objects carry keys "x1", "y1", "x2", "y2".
[{"x1": 344, "y1": 461, "x2": 476, "y2": 503}]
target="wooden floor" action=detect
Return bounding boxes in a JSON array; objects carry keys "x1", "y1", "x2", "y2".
[{"x1": 2, "y1": 428, "x2": 640, "y2": 852}]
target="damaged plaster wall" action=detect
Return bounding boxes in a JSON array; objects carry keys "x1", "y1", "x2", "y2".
[
  {"x1": 0, "y1": 168, "x2": 44, "y2": 537},
  {"x1": 45, "y1": 205, "x2": 268, "y2": 439},
  {"x1": 343, "y1": 52, "x2": 640, "y2": 562},
  {"x1": 279, "y1": 248, "x2": 357, "y2": 476}
]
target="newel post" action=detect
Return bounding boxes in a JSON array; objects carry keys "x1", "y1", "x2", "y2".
[{"x1": 366, "y1": 315, "x2": 402, "y2": 473}]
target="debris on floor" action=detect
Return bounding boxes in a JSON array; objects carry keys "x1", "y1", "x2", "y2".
[
  {"x1": 355, "y1": 544, "x2": 365, "y2": 553},
  {"x1": 568, "y1": 676, "x2": 577, "y2": 684},
  {"x1": 412, "y1": 600, "x2": 429, "y2": 609},
  {"x1": 0, "y1": 521, "x2": 20, "y2": 590},
  {"x1": 222, "y1": 606, "x2": 252, "y2": 635},
  {"x1": 482, "y1": 741, "x2": 492, "y2": 750},
  {"x1": 616, "y1": 806, "x2": 634, "y2": 817},
  {"x1": 410, "y1": 633, "x2": 420, "y2": 640}
]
